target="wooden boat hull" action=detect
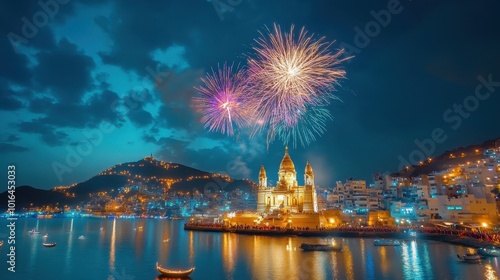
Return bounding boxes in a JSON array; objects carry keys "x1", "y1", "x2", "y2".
[
  {"x1": 456, "y1": 254, "x2": 480, "y2": 263},
  {"x1": 300, "y1": 243, "x2": 342, "y2": 251},
  {"x1": 156, "y1": 263, "x2": 194, "y2": 278},
  {"x1": 43, "y1": 243, "x2": 56, "y2": 247}
]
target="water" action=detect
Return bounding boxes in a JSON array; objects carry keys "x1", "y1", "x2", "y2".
[{"x1": 0, "y1": 218, "x2": 499, "y2": 280}]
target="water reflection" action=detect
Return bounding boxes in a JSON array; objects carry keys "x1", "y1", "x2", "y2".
[
  {"x1": 8, "y1": 219, "x2": 500, "y2": 280},
  {"x1": 65, "y1": 218, "x2": 74, "y2": 275},
  {"x1": 109, "y1": 218, "x2": 116, "y2": 272},
  {"x1": 484, "y1": 263, "x2": 499, "y2": 280},
  {"x1": 221, "y1": 233, "x2": 235, "y2": 276}
]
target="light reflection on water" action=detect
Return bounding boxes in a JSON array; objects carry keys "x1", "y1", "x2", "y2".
[{"x1": 2, "y1": 218, "x2": 500, "y2": 280}]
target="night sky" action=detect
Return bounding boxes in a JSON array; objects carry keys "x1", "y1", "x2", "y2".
[{"x1": 1, "y1": 0, "x2": 499, "y2": 190}]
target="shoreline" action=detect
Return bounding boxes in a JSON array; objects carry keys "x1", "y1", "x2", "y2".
[{"x1": 184, "y1": 224, "x2": 500, "y2": 249}]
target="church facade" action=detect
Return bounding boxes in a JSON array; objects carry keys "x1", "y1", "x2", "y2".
[{"x1": 257, "y1": 147, "x2": 318, "y2": 213}]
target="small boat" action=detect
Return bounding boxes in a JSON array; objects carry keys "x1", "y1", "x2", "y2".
[
  {"x1": 29, "y1": 229, "x2": 40, "y2": 235},
  {"x1": 78, "y1": 235, "x2": 86, "y2": 240},
  {"x1": 373, "y1": 239, "x2": 401, "y2": 246},
  {"x1": 0, "y1": 240, "x2": 3, "y2": 247},
  {"x1": 43, "y1": 234, "x2": 48, "y2": 238},
  {"x1": 478, "y1": 247, "x2": 500, "y2": 257},
  {"x1": 163, "y1": 238, "x2": 170, "y2": 243},
  {"x1": 156, "y1": 262, "x2": 195, "y2": 278},
  {"x1": 457, "y1": 253, "x2": 481, "y2": 263},
  {"x1": 43, "y1": 243, "x2": 56, "y2": 247},
  {"x1": 299, "y1": 243, "x2": 343, "y2": 251}
]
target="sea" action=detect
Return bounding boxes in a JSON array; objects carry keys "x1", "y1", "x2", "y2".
[{"x1": 0, "y1": 218, "x2": 498, "y2": 280}]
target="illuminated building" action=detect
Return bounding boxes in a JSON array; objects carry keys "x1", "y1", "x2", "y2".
[{"x1": 256, "y1": 147, "x2": 318, "y2": 213}]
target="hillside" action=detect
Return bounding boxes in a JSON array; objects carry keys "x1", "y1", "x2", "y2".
[
  {"x1": 0, "y1": 186, "x2": 75, "y2": 210},
  {"x1": 0, "y1": 156, "x2": 256, "y2": 209},
  {"x1": 395, "y1": 137, "x2": 500, "y2": 177},
  {"x1": 62, "y1": 156, "x2": 254, "y2": 196}
]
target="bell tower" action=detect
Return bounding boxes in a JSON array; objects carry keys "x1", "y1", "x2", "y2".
[
  {"x1": 304, "y1": 161, "x2": 314, "y2": 186},
  {"x1": 259, "y1": 165, "x2": 267, "y2": 189}
]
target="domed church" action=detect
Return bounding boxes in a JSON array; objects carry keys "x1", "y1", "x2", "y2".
[{"x1": 256, "y1": 147, "x2": 318, "y2": 213}]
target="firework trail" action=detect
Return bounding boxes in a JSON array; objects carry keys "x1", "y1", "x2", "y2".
[
  {"x1": 193, "y1": 63, "x2": 250, "y2": 136},
  {"x1": 246, "y1": 24, "x2": 349, "y2": 146},
  {"x1": 266, "y1": 105, "x2": 334, "y2": 148}
]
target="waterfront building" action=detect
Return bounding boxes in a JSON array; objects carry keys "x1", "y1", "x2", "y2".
[{"x1": 256, "y1": 147, "x2": 318, "y2": 213}]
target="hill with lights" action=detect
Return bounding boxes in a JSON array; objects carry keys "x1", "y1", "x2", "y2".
[
  {"x1": 0, "y1": 156, "x2": 257, "y2": 209},
  {"x1": 394, "y1": 137, "x2": 500, "y2": 177},
  {"x1": 55, "y1": 155, "x2": 256, "y2": 196}
]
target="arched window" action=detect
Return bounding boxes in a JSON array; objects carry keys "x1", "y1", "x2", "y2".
[
  {"x1": 273, "y1": 196, "x2": 276, "y2": 205},
  {"x1": 267, "y1": 196, "x2": 271, "y2": 206},
  {"x1": 293, "y1": 197, "x2": 297, "y2": 206}
]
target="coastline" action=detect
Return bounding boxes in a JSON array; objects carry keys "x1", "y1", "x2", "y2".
[{"x1": 184, "y1": 224, "x2": 500, "y2": 249}]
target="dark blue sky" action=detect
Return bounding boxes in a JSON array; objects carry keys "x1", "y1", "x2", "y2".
[{"x1": 1, "y1": 0, "x2": 499, "y2": 190}]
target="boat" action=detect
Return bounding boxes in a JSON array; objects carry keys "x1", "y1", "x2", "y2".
[
  {"x1": 0, "y1": 240, "x2": 3, "y2": 247},
  {"x1": 478, "y1": 246, "x2": 500, "y2": 257},
  {"x1": 156, "y1": 262, "x2": 195, "y2": 278},
  {"x1": 373, "y1": 239, "x2": 401, "y2": 246},
  {"x1": 457, "y1": 253, "x2": 481, "y2": 263},
  {"x1": 300, "y1": 243, "x2": 343, "y2": 251},
  {"x1": 78, "y1": 235, "x2": 86, "y2": 240},
  {"x1": 42, "y1": 243, "x2": 56, "y2": 247},
  {"x1": 29, "y1": 229, "x2": 40, "y2": 235},
  {"x1": 43, "y1": 234, "x2": 48, "y2": 238}
]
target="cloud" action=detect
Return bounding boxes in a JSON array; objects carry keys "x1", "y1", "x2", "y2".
[
  {"x1": 18, "y1": 120, "x2": 69, "y2": 146},
  {"x1": 6, "y1": 134, "x2": 21, "y2": 142},
  {"x1": 0, "y1": 143, "x2": 29, "y2": 153},
  {"x1": 33, "y1": 38, "x2": 96, "y2": 103},
  {"x1": 27, "y1": 88, "x2": 123, "y2": 129},
  {"x1": 0, "y1": 90, "x2": 24, "y2": 111}
]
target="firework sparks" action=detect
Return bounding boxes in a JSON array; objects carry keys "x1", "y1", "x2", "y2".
[
  {"x1": 193, "y1": 63, "x2": 249, "y2": 136},
  {"x1": 246, "y1": 24, "x2": 349, "y2": 146},
  {"x1": 267, "y1": 105, "x2": 334, "y2": 148}
]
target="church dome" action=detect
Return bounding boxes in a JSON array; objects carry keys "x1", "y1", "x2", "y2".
[{"x1": 279, "y1": 146, "x2": 296, "y2": 173}]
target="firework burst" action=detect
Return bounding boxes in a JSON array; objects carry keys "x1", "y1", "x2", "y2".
[
  {"x1": 246, "y1": 24, "x2": 349, "y2": 146},
  {"x1": 193, "y1": 63, "x2": 250, "y2": 136}
]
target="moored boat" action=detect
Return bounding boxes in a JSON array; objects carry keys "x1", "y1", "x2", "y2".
[
  {"x1": 457, "y1": 253, "x2": 480, "y2": 263},
  {"x1": 299, "y1": 243, "x2": 343, "y2": 251},
  {"x1": 373, "y1": 239, "x2": 401, "y2": 246},
  {"x1": 478, "y1": 247, "x2": 500, "y2": 257},
  {"x1": 29, "y1": 229, "x2": 40, "y2": 235},
  {"x1": 156, "y1": 262, "x2": 195, "y2": 277},
  {"x1": 43, "y1": 243, "x2": 56, "y2": 247},
  {"x1": 0, "y1": 240, "x2": 3, "y2": 247}
]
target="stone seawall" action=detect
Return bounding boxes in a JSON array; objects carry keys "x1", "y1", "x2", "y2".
[{"x1": 184, "y1": 224, "x2": 500, "y2": 248}]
